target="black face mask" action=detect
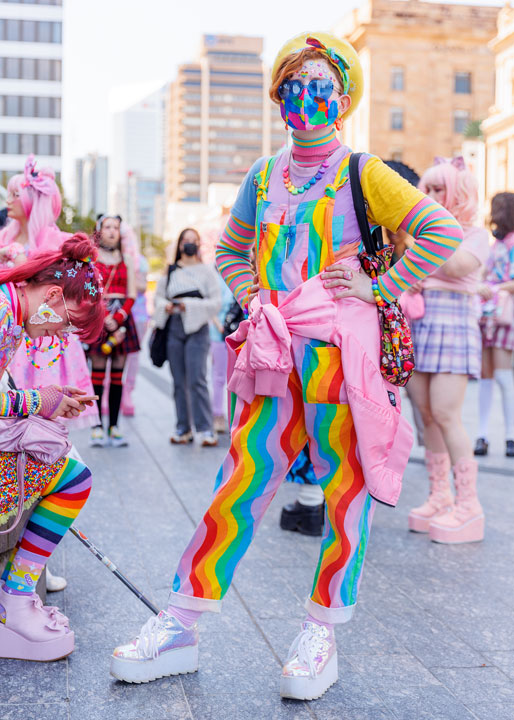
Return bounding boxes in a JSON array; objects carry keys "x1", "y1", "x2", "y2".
[
  {"x1": 492, "y1": 227, "x2": 505, "y2": 240},
  {"x1": 182, "y1": 242, "x2": 198, "y2": 257}
]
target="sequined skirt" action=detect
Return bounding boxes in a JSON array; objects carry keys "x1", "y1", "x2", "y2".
[{"x1": 0, "y1": 451, "x2": 66, "y2": 524}]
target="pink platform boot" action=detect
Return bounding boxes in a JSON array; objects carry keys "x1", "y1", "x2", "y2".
[
  {"x1": 429, "y1": 458, "x2": 484, "y2": 544},
  {"x1": 0, "y1": 585, "x2": 75, "y2": 661},
  {"x1": 408, "y1": 451, "x2": 453, "y2": 533}
]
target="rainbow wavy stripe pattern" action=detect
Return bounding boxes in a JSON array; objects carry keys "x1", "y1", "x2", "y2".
[
  {"x1": 303, "y1": 342, "x2": 344, "y2": 404},
  {"x1": 173, "y1": 347, "x2": 374, "y2": 613},
  {"x1": 378, "y1": 196, "x2": 463, "y2": 302},
  {"x1": 307, "y1": 403, "x2": 373, "y2": 608}
]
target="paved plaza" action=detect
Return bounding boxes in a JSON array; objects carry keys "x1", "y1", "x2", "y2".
[{"x1": 1, "y1": 357, "x2": 514, "y2": 720}]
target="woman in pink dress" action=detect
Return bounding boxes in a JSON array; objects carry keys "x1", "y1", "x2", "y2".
[{"x1": 3, "y1": 156, "x2": 99, "y2": 430}]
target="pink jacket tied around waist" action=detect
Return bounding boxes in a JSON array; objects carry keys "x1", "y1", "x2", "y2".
[{"x1": 226, "y1": 257, "x2": 413, "y2": 507}]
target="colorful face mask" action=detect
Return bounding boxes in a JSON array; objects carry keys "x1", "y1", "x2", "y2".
[{"x1": 279, "y1": 62, "x2": 341, "y2": 131}]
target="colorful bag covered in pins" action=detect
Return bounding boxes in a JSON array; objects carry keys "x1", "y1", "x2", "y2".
[{"x1": 349, "y1": 153, "x2": 415, "y2": 387}]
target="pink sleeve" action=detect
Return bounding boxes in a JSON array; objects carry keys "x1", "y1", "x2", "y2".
[{"x1": 460, "y1": 227, "x2": 490, "y2": 265}]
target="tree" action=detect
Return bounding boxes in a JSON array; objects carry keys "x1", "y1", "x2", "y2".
[
  {"x1": 55, "y1": 179, "x2": 96, "y2": 235},
  {"x1": 463, "y1": 120, "x2": 483, "y2": 140}
]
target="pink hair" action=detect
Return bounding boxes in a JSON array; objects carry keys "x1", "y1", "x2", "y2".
[
  {"x1": 0, "y1": 233, "x2": 104, "y2": 343},
  {"x1": 0, "y1": 164, "x2": 62, "y2": 252},
  {"x1": 418, "y1": 162, "x2": 478, "y2": 225}
]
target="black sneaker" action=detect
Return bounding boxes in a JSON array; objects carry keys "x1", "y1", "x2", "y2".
[
  {"x1": 506, "y1": 440, "x2": 514, "y2": 458},
  {"x1": 280, "y1": 501, "x2": 324, "y2": 537},
  {"x1": 474, "y1": 438, "x2": 489, "y2": 456}
]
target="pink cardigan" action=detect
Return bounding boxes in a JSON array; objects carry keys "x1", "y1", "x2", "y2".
[{"x1": 226, "y1": 257, "x2": 413, "y2": 507}]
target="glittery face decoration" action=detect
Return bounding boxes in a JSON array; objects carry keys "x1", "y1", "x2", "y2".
[{"x1": 280, "y1": 59, "x2": 342, "y2": 131}]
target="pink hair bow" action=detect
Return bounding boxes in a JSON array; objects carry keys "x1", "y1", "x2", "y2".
[
  {"x1": 21, "y1": 154, "x2": 54, "y2": 195},
  {"x1": 434, "y1": 155, "x2": 466, "y2": 171}
]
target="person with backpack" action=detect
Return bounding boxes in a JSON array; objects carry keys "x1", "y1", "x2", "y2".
[
  {"x1": 153, "y1": 228, "x2": 221, "y2": 447},
  {"x1": 112, "y1": 32, "x2": 462, "y2": 700}
]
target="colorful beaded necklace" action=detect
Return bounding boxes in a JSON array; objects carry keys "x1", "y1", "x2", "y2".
[
  {"x1": 25, "y1": 333, "x2": 69, "y2": 369},
  {"x1": 283, "y1": 159, "x2": 329, "y2": 195}
]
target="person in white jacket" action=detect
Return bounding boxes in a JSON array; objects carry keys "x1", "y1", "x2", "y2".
[{"x1": 153, "y1": 227, "x2": 221, "y2": 446}]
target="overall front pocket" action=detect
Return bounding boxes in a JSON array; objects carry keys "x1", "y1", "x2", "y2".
[{"x1": 302, "y1": 343, "x2": 344, "y2": 404}]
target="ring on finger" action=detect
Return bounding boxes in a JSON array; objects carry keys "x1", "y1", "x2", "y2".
[{"x1": 342, "y1": 270, "x2": 353, "y2": 280}]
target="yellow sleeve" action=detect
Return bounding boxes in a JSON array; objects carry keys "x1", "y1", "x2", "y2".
[{"x1": 360, "y1": 155, "x2": 426, "y2": 233}]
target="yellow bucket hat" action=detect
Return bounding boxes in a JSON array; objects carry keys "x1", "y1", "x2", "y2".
[{"x1": 271, "y1": 32, "x2": 363, "y2": 120}]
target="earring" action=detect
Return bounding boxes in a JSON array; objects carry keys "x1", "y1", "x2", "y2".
[
  {"x1": 335, "y1": 116, "x2": 343, "y2": 131},
  {"x1": 29, "y1": 302, "x2": 63, "y2": 325}
]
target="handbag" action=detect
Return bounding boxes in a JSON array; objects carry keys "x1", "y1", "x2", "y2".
[
  {"x1": 0, "y1": 414, "x2": 71, "y2": 535},
  {"x1": 348, "y1": 153, "x2": 415, "y2": 387},
  {"x1": 223, "y1": 299, "x2": 245, "y2": 339},
  {"x1": 149, "y1": 264, "x2": 175, "y2": 368}
]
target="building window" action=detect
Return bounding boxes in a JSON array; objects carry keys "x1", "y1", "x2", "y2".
[
  {"x1": 37, "y1": 96, "x2": 51, "y2": 118},
  {"x1": 455, "y1": 72, "x2": 471, "y2": 94},
  {"x1": 5, "y1": 96, "x2": 18, "y2": 116},
  {"x1": 21, "y1": 58, "x2": 36, "y2": 80},
  {"x1": 38, "y1": 59, "x2": 52, "y2": 81},
  {"x1": 22, "y1": 20, "x2": 37, "y2": 42},
  {"x1": 21, "y1": 134, "x2": 35, "y2": 155},
  {"x1": 390, "y1": 107, "x2": 404, "y2": 131},
  {"x1": 391, "y1": 67, "x2": 404, "y2": 92},
  {"x1": 5, "y1": 133, "x2": 19, "y2": 154},
  {"x1": 6, "y1": 19, "x2": 20, "y2": 42},
  {"x1": 5, "y1": 58, "x2": 19, "y2": 79},
  {"x1": 453, "y1": 110, "x2": 471, "y2": 134},
  {"x1": 21, "y1": 96, "x2": 36, "y2": 116}
]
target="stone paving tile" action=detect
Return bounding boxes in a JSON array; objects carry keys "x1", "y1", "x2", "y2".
[
  {"x1": 344, "y1": 654, "x2": 440, "y2": 689},
  {"x1": 483, "y1": 651, "x2": 514, "y2": 680},
  {"x1": 430, "y1": 666, "x2": 514, "y2": 705},
  {"x1": 0, "y1": 659, "x2": 68, "y2": 704},
  {"x1": 0, "y1": 703, "x2": 70, "y2": 720},
  {"x1": 375, "y1": 685, "x2": 477, "y2": 720},
  {"x1": 466, "y1": 701, "x2": 514, "y2": 720},
  {"x1": 183, "y1": 691, "x2": 314, "y2": 720}
]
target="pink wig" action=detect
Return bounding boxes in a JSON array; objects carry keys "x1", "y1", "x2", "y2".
[
  {"x1": 0, "y1": 156, "x2": 62, "y2": 253},
  {"x1": 418, "y1": 159, "x2": 478, "y2": 225}
]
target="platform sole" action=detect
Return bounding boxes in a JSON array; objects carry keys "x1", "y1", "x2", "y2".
[
  {"x1": 280, "y1": 653, "x2": 338, "y2": 700},
  {"x1": 0, "y1": 625, "x2": 74, "y2": 661},
  {"x1": 429, "y1": 514, "x2": 485, "y2": 544},
  {"x1": 110, "y1": 644, "x2": 199, "y2": 683},
  {"x1": 408, "y1": 506, "x2": 454, "y2": 534}
]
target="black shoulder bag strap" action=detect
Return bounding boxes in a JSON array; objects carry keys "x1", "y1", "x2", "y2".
[{"x1": 348, "y1": 153, "x2": 384, "y2": 255}]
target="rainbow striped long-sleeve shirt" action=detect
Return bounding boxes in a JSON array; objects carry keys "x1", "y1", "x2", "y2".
[{"x1": 216, "y1": 152, "x2": 463, "y2": 306}]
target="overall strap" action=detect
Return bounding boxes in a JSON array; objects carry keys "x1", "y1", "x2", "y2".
[
  {"x1": 324, "y1": 153, "x2": 351, "y2": 198},
  {"x1": 254, "y1": 154, "x2": 279, "y2": 238}
]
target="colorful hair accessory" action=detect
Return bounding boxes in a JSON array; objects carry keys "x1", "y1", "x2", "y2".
[
  {"x1": 21, "y1": 155, "x2": 55, "y2": 196},
  {"x1": 67, "y1": 268, "x2": 77, "y2": 278},
  {"x1": 434, "y1": 156, "x2": 466, "y2": 171},
  {"x1": 54, "y1": 270, "x2": 63, "y2": 279},
  {"x1": 81, "y1": 256, "x2": 91, "y2": 263},
  {"x1": 306, "y1": 37, "x2": 350, "y2": 94}
]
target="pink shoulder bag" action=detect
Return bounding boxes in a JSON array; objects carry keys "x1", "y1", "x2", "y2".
[{"x1": 0, "y1": 415, "x2": 71, "y2": 535}]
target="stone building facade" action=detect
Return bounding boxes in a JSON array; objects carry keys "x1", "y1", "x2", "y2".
[
  {"x1": 482, "y1": 4, "x2": 514, "y2": 202},
  {"x1": 333, "y1": 0, "x2": 498, "y2": 175}
]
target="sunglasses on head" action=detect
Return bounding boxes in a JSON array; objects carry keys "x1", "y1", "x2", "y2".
[{"x1": 278, "y1": 78, "x2": 335, "y2": 102}]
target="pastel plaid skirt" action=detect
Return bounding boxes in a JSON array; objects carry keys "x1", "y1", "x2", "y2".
[{"x1": 411, "y1": 290, "x2": 482, "y2": 378}]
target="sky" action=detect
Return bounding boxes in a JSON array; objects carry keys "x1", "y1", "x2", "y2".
[{"x1": 61, "y1": 0, "x2": 505, "y2": 194}]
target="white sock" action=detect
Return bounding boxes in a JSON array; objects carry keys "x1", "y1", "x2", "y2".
[
  {"x1": 478, "y1": 379, "x2": 494, "y2": 440},
  {"x1": 494, "y1": 369, "x2": 514, "y2": 439},
  {"x1": 298, "y1": 483, "x2": 324, "y2": 507}
]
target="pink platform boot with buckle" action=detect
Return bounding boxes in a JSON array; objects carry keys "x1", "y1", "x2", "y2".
[
  {"x1": 429, "y1": 458, "x2": 484, "y2": 544},
  {"x1": 0, "y1": 585, "x2": 75, "y2": 661},
  {"x1": 408, "y1": 450, "x2": 454, "y2": 533}
]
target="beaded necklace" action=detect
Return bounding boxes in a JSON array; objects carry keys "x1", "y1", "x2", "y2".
[
  {"x1": 25, "y1": 334, "x2": 69, "y2": 369},
  {"x1": 283, "y1": 159, "x2": 329, "y2": 195}
]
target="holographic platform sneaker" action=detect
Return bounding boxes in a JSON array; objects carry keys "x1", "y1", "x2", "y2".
[
  {"x1": 110, "y1": 611, "x2": 199, "y2": 683},
  {"x1": 280, "y1": 621, "x2": 338, "y2": 700}
]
